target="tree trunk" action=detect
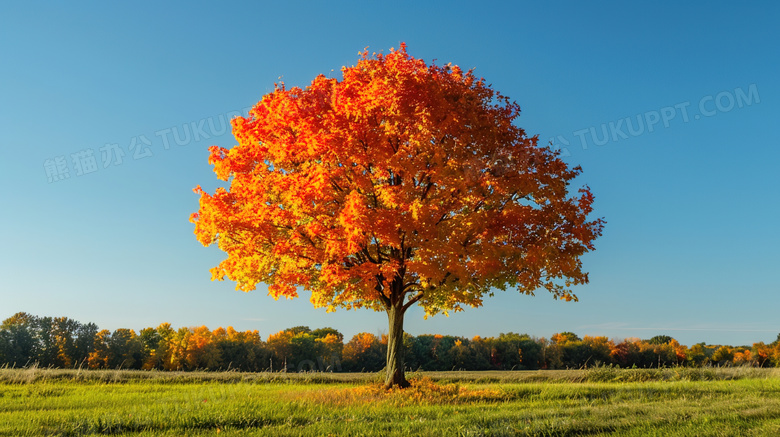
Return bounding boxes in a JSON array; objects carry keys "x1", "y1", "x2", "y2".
[{"x1": 384, "y1": 301, "x2": 410, "y2": 388}]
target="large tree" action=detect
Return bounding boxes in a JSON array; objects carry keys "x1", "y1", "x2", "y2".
[{"x1": 191, "y1": 44, "x2": 604, "y2": 388}]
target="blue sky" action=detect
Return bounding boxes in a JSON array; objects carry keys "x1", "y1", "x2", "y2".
[{"x1": 1, "y1": 2, "x2": 778, "y2": 346}]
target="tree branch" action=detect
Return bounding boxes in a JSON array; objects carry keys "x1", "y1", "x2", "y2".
[{"x1": 402, "y1": 291, "x2": 424, "y2": 312}]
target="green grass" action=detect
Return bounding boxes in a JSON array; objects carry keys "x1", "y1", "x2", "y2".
[{"x1": 2, "y1": 368, "x2": 780, "y2": 436}]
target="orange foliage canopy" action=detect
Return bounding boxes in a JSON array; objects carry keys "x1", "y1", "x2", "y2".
[{"x1": 192, "y1": 44, "x2": 604, "y2": 317}]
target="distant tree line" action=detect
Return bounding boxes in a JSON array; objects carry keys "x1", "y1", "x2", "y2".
[{"x1": 1, "y1": 313, "x2": 779, "y2": 371}]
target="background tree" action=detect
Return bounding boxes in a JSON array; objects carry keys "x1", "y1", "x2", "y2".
[
  {"x1": 752, "y1": 342, "x2": 772, "y2": 367},
  {"x1": 0, "y1": 330, "x2": 7, "y2": 365},
  {"x1": 107, "y1": 328, "x2": 144, "y2": 369},
  {"x1": 667, "y1": 339, "x2": 688, "y2": 366},
  {"x1": 52, "y1": 316, "x2": 80, "y2": 368},
  {"x1": 406, "y1": 334, "x2": 453, "y2": 371},
  {"x1": 266, "y1": 329, "x2": 294, "y2": 371},
  {"x1": 551, "y1": 332, "x2": 581, "y2": 344},
  {"x1": 7, "y1": 312, "x2": 780, "y2": 371},
  {"x1": 711, "y1": 345, "x2": 734, "y2": 366},
  {"x1": 447, "y1": 338, "x2": 473, "y2": 370},
  {"x1": 289, "y1": 331, "x2": 319, "y2": 371},
  {"x1": 493, "y1": 333, "x2": 541, "y2": 370},
  {"x1": 35, "y1": 316, "x2": 58, "y2": 367},
  {"x1": 315, "y1": 333, "x2": 344, "y2": 371},
  {"x1": 466, "y1": 336, "x2": 494, "y2": 370},
  {"x1": 312, "y1": 327, "x2": 344, "y2": 343},
  {"x1": 312, "y1": 327, "x2": 344, "y2": 371},
  {"x1": 166, "y1": 327, "x2": 193, "y2": 370},
  {"x1": 186, "y1": 326, "x2": 223, "y2": 369},
  {"x1": 539, "y1": 337, "x2": 564, "y2": 369},
  {"x1": 582, "y1": 336, "x2": 613, "y2": 367},
  {"x1": 686, "y1": 343, "x2": 710, "y2": 367},
  {"x1": 647, "y1": 335, "x2": 674, "y2": 345},
  {"x1": 73, "y1": 322, "x2": 98, "y2": 367},
  {"x1": 342, "y1": 333, "x2": 385, "y2": 372},
  {"x1": 192, "y1": 44, "x2": 604, "y2": 387},
  {"x1": 87, "y1": 330, "x2": 112, "y2": 369},
  {"x1": 649, "y1": 341, "x2": 678, "y2": 368},
  {"x1": 732, "y1": 348, "x2": 753, "y2": 366},
  {"x1": 214, "y1": 327, "x2": 268, "y2": 371},
  {"x1": 144, "y1": 323, "x2": 177, "y2": 370},
  {"x1": 0, "y1": 313, "x2": 38, "y2": 367},
  {"x1": 635, "y1": 340, "x2": 663, "y2": 368}
]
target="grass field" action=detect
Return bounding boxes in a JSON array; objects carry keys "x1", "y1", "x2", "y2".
[{"x1": 2, "y1": 367, "x2": 780, "y2": 436}]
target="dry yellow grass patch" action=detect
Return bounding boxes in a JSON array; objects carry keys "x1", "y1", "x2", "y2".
[{"x1": 295, "y1": 376, "x2": 507, "y2": 407}]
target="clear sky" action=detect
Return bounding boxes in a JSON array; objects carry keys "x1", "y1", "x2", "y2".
[{"x1": 1, "y1": 1, "x2": 778, "y2": 347}]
